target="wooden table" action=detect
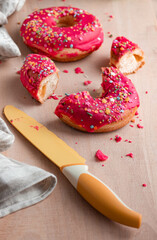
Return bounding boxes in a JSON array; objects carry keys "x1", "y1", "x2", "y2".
[{"x1": 0, "y1": 0, "x2": 157, "y2": 239}]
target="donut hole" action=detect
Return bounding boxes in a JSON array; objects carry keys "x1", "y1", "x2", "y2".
[{"x1": 57, "y1": 15, "x2": 76, "y2": 27}]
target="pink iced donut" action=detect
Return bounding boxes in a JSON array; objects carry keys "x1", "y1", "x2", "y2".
[
  {"x1": 110, "y1": 36, "x2": 145, "y2": 75},
  {"x1": 55, "y1": 67, "x2": 139, "y2": 132},
  {"x1": 20, "y1": 54, "x2": 59, "y2": 103},
  {"x1": 20, "y1": 6, "x2": 104, "y2": 62}
]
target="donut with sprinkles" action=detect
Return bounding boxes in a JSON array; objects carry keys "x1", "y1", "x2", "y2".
[
  {"x1": 110, "y1": 36, "x2": 145, "y2": 75},
  {"x1": 55, "y1": 67, "x2": 139, "y2": 132},
  {"x1": 20, "y1": 54, "x2": 59, "y2": 103},
  {"x1": 20, "y1": 6, "x2": 104, "y2": 62}
]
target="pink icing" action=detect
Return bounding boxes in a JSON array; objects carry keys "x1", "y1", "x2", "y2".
[
  {"x1": 111, "y1": 36, "x2": 138, "y2": 61},
  {"x1": 55, "y1": 67, "x2": 140, "y2": 132},
  {"x1": 20, "y1": 6, "x2": 104, "y2": 59},
  {"x1": 20, "y1": 54, "x2": 57, "y2": 101},
  {"x1": 95, "y1": 150, "x2": 108, "y2": 161}
]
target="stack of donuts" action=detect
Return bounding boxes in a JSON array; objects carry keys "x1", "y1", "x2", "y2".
[{"x1": 19, "y1": 6, "x2": 145, "y2": 133}]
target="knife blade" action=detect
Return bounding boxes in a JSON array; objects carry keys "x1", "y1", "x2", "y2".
[{"x1": 4, "y1": 105, "x2": 142, "y2": 228}]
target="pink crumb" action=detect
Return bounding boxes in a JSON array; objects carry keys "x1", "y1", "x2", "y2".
[
  {"x1": 110, "y1": 138, "x2": 113, "y2": 140},
  {"x1": 95, "y1": 150, "x2": 108, "y2": 161},
  {"x1": 63, "y1": 70, "x2": 68, "y2": 73},
  {"x1": 129, "y1": 140, "x2": 132, "y2": 143},
  {"x1": 10, "y1": 120, "x2": 13, "y2": 123},
  {"x1": 16, "y1": 70, "x2": 21, "y2": 74},
  {"x1": 137, "y1": 124, "x2": 144, "y2": 129},
  {"x1": 102, "y1": 164, "x2": 104, "y2": 167},
  {"x1": 57, "y1": 95, "x2": 63, "y2": 97},
  {"x1": 115, "y1": 135, "x2": 122, "y2": 142},
  {"x1": 49, "y1": 94, "x2": 59, "y2": 100},
  {"x1": 125, "y1": 139, "x2": 128, "y2": 142},
  {"x1": 93, "y1": 89, "x2": 96, "y2": 92},
  {"x1": 75, "y1": 142, "x2": 78, "y2": 144},
  {"x1": 126, "y1": 153, "x2": 134, "y2": 158},
  {"x1": 75, "y1": 67, "x2": 84, "y2": 74},
  {"x1": 84, "y1": 80, "x2": 92, "y2": 86},
  {"x1": 145, "y1": 91, "x2": 148, "y2": 94},
  {"x1": 129, "y1": 125, "x2": 134, "y2": 127},
  {"x1": 135, "y1": 111, "x2": 139, "y2": 115},
  {"x1": 30, "y1": 125, "x2": 39, "y2": 131},
  {"x1": 142, "y1": 183, "x2": 147, "y2": 187},
  {"x1": 109, "y1": 15, "x2": 114, "y2": 18}
]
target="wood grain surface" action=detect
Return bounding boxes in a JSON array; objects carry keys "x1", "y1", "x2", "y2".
[{"x1": 0, "y1": 0, "x2": 157, "y2": 239}]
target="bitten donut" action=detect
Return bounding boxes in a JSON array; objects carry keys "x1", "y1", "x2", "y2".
[
  {"x1": 20, "y1": 54, "x2": 59, "y2": 103},
  {"x1": 110, "y1": 36, "x2": 145, "y2": 75},
  {"x1": 20, "y1": 6, "x2": 104, "y2": 62},
  {"x1": 55, "y1": 67, "x2": 139, "y2": 132}
]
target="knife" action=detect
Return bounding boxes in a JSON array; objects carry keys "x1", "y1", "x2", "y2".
[{"x1": 4, "y1": 105, "x2": 142, "y2": 228}]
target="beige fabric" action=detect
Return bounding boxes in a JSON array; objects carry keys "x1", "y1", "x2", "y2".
[{"x1": 0, "y1": 0, "x2": 26, "y2": 59}]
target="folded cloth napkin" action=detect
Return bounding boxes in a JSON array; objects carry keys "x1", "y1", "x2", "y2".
[
  {"x1": 0, "y1": 0, "x2": 26, "y2": 59},
  {"x1": 0, "y1": 118, "x2": 57, "y2": 217}
]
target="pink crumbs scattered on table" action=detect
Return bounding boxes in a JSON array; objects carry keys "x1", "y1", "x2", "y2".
[
  {"x1": 115, "y1": 135, "x2": 122, "y2": 142},
  {"x1": 48, "y1": 94, "x2": 59, "y2": 100},
  {"x1": 142, "y1": 183, "x2": 147, "y2": 187},
  {"x1": 84, "y1": 80, "x2": 92, "y2": 86},
  {"x1": 63, "y1": 70, "x2": 69, "y2": 73},
  {"x1": 96, "y1": 150, "x2": 108, "y2": 161},
  {"x1": 137, "y1": 124, "x2": 144, "y2": 128},
  {"x1": 126, "y1": 153, "x2": 134, "y2": 158},
  {"x1": 75, "y1": 67, "x2": 84, "y2": 74}
]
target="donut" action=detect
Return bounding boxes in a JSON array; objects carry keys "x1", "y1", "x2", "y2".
[
  {"x1": 55, "y1": 67, "x2": 139, "y2": 132},
  {"x1": 20, "y1": 54, "x2": 59, "y2": 103},
  {"x1": 20, "y1": 6, "x2": 104, "y2": 62},
  {"x1": 110, "y1": 36, "x2": 145, "y2": 75}
]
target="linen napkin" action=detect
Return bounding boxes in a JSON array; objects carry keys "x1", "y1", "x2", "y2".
[
  {"x1": 0, "y1": 0, "x2": 26, "y2": 60},
  {"x1": 0, "y1": 118, "x2": 57, "y2": 217}
]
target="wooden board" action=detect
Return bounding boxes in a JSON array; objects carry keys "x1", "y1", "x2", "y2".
[{"x1": 0, "y1": 0, "x2": 157, "y2": 239}]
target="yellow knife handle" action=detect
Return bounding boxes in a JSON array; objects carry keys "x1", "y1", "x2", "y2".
[{"x1": 61, "y1": 164, "x2": 142, "y2": 228}]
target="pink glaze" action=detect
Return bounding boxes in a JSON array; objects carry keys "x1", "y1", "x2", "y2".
[
  {"x1": 95, "y1": 150, "x2": 108, "y2": 161},
  {"x1": 55, "y1": 67, "x2": 140, "y2": 132},
  {"x1": 111, "y1": 36, "x2": 139, "y2": 61},
  {"x1": 75, "y1": 67, "x2": 84, "y2": 74},
  {"x1": 20, "y1": 6, "x2": 104, "y2": 60},
  {"x1": 20, "y1": 54, "x2": 57, "y2": 102}
]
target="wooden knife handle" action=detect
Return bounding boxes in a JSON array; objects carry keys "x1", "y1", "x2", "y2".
[{"x1": 61, "y1": 164, "x2": 142, "y2": 228}]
